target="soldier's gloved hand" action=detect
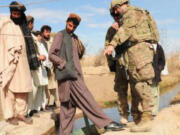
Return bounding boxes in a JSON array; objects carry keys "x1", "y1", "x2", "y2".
[{"x1": 104, "y1": 45, "x2": 114, "y2": 55}]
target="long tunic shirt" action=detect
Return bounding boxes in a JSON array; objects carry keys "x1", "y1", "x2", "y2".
[
  {"x1": 49, "y1": 32, "x2": 83, "y2": 102},
  {"x1": 49, "y1": 31, "x2": 112, "y2": 133},
  {"x1": 0, "y1": 17, "x2": 32, "y2": 93}
]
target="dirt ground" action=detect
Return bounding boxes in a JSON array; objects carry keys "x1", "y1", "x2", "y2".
[
  {"x1": 1, "y1": 66, "x2": 180, "y2": 135},
  {"x1": 103, "y1": 103, "x2": 180, "y2": 135},
  {"x1": 84, "y1": 74, "x2": 117, "y2": 103}
]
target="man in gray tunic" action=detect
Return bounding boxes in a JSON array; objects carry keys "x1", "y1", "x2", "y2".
[{"x1": 49, "y1": 13, "x2": 123, "y2": 135}]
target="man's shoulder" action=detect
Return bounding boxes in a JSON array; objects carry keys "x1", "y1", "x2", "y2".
[
  {"x1": 125, "y1": 6, "x2": 144, "y2": 17},
  {"x1": 128, "y1": 5, "x2": 145, "y2": 12},
  {"x1": 0, "y1": 16, "x2": 11, "y2": 23},
  {"x1": 56, "y1": 30, "x2": 64, "y2": 37},
  {"x1": 0, "y1": 16, "x2": 12, "y2": 28},
  {"x1": 123, "y1": 5, "x2": 145, "y2": 27},
  {"x1": 72, "y1": 33, "x2": 79, "y2": 39}
]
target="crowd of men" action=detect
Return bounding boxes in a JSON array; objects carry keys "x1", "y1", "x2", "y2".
[
  {"x1": 0, "y1": 1, "x2": 58, "y2": 125},
  {"x1": 0, "y1": 0, "x2": 166, "y2": 134}
]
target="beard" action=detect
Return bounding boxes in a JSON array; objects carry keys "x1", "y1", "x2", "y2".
[
  {"x1": 10, "y1": 15, "x2": 23, "y2": 25},
  {"x1": 43, "y1": 36, "x2": 50, "y2": 41}
]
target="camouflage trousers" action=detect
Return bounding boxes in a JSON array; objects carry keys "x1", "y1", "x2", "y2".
[
  {"x1": 151, "y1": 83, "x2": 159, "y2": 116},
  {"x1": 127, "y1": 42, "x2": 155, "y2": 115},
  {"x1": 114, "y1": 65, "x2": 141, "y2": 117}
]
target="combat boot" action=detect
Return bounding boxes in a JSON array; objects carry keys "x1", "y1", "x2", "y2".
[
  {"x1": 133, "y1": 113, "x2": 141, "y2": 124},
  {"x1": 126, "y1": 114, "x2": 141, "y2": 128},
  {"x1": 130, "y1": 112, "x2": 152, "y2": 132}
]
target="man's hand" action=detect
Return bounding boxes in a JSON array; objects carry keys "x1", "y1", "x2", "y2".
[
  {"x1": 38, "y1": 55, "x2": 46, "y2": 61},
  {"x1": 104, "y1": 45, "x2": 114, "y2": 56}
]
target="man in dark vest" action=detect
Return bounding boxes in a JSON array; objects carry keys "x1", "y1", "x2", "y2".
[{"x1": 49, "y1": 13, "x2": 123, "y2": 135}]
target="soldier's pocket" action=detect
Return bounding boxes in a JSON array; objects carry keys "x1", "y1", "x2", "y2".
[
  {"x1": 135, "y1": 62, "x2": 155, "y2": 81},
  {"x1": 129, "y1": 43, "x2": 155, "y2": 82}
]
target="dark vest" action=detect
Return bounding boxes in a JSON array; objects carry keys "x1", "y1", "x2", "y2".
[{"x1": 54, "y1": 29, "x2": 77, "y2": 81}]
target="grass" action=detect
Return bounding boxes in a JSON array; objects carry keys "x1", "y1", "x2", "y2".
[{"x1": 103, "y1": 100, "x2": 117, "y2": 108}]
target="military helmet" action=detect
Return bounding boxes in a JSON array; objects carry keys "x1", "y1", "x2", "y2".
[
  {"x1": 9, "y1": 1, "x2": 26, "y2": 12},
  {"x1": 110, "y1": 0, "x2": 129, "y2": 10}
]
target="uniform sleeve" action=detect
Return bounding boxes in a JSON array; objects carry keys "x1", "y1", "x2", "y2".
[
  {"x1": 109, "y1": 10, "x2": 138, "y2": 47},
  {"x1": 48, "y1": 32, "x2": 66, "y2": 69},
  {"x1": 109, "y1": 26, "x2": 131, "y2": 47},
  {"x1": 105, "y1": 27, "x2": 117, "y2": 47}
]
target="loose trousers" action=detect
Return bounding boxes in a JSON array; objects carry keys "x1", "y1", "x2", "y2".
[
  {"x1": 59, "y1": 77, "x2": 112, "y2": 135},
  {"x1": 1, "y1": 89, "x2": 28, "y2": 119}
]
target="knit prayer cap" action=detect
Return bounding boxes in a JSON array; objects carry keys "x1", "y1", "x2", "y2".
[
  {"x1": 68, "y1": 13, "x2": 81, "y2": 23},
  {"x1": 26, "y1": 15, "x2": 34, "y2": 23}
]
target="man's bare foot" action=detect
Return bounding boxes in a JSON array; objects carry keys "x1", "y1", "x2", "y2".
[
  {"x1": 6, "y1": 117, "x2": 19, "y2": 125},
  {"x1": 17, "y1": 115, "x2": 33, "y2": 125}
]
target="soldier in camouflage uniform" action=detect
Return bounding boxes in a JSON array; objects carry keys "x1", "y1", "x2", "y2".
[
  {"x1": 105, "y1": 9, "x2": 141, "y2": 125},
  {"x1": 105, "y1": 0, "x2": 159, "y2": 132}
]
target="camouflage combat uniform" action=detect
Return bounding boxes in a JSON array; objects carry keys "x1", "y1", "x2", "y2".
[
  {"x1": 105, "y1": 26, "x2": 141, "y2": 122},
  {"x1": 107, "y1": 5, "x2": 159, "y2": 124}
]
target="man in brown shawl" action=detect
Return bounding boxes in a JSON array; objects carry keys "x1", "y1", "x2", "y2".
[
  {"x1": 49, "y1": 13, "x2": 123, "y2": 135},
  {"x1": 0, "y1": 1, "x2": 39, "y2": 125}
]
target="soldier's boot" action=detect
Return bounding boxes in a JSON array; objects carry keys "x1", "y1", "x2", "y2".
[
  {"x1": 126, "y1": 113, "x2": 141, "y2": 128},
  {"x1": 130, "y1": 112, "x2": 152, "y2": 132},
  {"x1": 120, "y1": 115, "x2": 128, "y2": 125},
  {"x1": 133, "y1": 113, "x2": 142, "y2": 124}
]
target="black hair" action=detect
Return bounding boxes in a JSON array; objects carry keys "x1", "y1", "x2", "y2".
[
  {"x1": 40, "y1": 25, "x2": 51, "y2": 33},
  {"x1": 66, "y1": 17, "x2": 79, "y2": 26},
  {"x1": 32, "y1": 30, "x2": 41, "y2": 36}
]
